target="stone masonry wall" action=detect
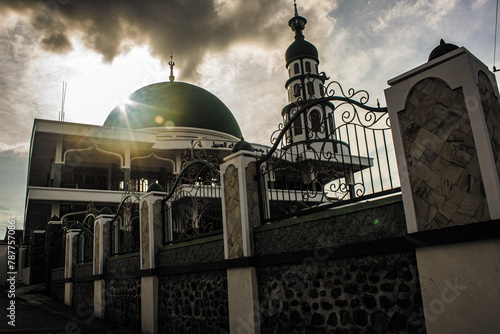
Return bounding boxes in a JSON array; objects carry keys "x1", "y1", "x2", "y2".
[
  {"x1": 158, "y1": 270, "x2": 229, "y2": 334},
  {"x1": 73, "y1": 281, "x2": 94, "y2": 314},
  {"x1": 105, "y1": 277, "x2": 141, "y2": 330},
  {"x1": 158, "y1": 238, "x2": 224, "y2": 268},
  {"x1": 74, "y1": 262, "x2": 93, "y2": 278},
  {"x1": 257, "y1": 251, "x2": 425, "y2": 333},
  {"x1": 399, "y1": 78, "x2": 489, "y2": 230},
  {"x1": 105, "y1": 253, "x2": 140, "y2": 274},
  {"x1": 255, "y1": 200, "x2": 406, "y2": 256},
  {"x1": 49, "y1": 268, "x2": 65, "y2": 301}
]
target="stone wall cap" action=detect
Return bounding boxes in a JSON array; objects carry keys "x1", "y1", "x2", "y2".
[{"x1": 223, "y1": 149, "x2": 260, "y2": 162}]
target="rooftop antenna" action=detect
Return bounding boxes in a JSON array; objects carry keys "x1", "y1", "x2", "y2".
[
  {"x1": 59, "y1": 81, "x2": 67, "y2": 121},
  {"x1": 168, "y1": 52, "x2": 176, "y2": 82}
]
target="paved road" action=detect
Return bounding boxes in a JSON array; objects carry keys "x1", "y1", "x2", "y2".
[{"x1": 0, "y1": 284, "x2": 139, "y2": 334}]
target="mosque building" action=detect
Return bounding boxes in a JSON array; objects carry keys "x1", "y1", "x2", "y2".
[
  {"x1": 22, "y1": 3, "x2": 354, "y2": 238},
  {"x1": 16, "y1": 2, "x2": 500, "y2": 334}
]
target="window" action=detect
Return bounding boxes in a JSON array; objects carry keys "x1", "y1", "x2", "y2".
[
  {"x1": 307, "y1": 82, "x2": 315, "y2": 96},
  {"x1": 327, "y1": 113, "x2": 334, "y2": 135},
  {"x1": 293, "y1": 84, "x2": 301, "y2": 97},
  {"x1": 294, "y1": 63, "x2": 300, "y2": 74},
  {"x1": 293, "y1": 115, "x2": 303, "y2": 135},
  {"x1": 305, "y1": 61, "x2": 311, "y2": 72},
  {"x1": 309, "y1": 110, "x2": 321, "y2": 132}
]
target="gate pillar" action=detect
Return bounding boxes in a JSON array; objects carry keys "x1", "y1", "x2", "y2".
[
  {"x1": 221, "y1": 145, "x2": 262, "y2": 334},
  {"x1": 139, "y1": 187, "x2": 165, "y2": 334},
  {"x1": 93, "y1": 212, "x2": 114, "y2": 319},
  {"x1": 64, "y1": 225, "x2": 81, "y2": 306},
  {"x1": 385, "y1": 42, "x2": 500, "y2": 333}
]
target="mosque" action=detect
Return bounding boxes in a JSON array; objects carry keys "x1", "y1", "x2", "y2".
[
  {"x1": 17, "y1": 2, "x2": 500, "y2": 334},
  {"x1": 22, "y1": 3, "x2": 361, "y2": 238}
]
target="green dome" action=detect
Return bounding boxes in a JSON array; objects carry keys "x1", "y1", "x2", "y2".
[
  {"x1": 231, "y1": 138, "x2": 255, "y2": 153},
  {"x1": 147, "y1": 183, "x2": 164, "y2": 193},
  {"x1": 104, "y1": 82, "x2": 242, "y2": 138},
  {"x1": 285, "y1": 37, "x2": 319, "y2": 66}
]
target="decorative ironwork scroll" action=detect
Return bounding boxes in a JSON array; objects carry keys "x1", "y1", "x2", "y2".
[
  {"x1": 111, "y1": 189, "x2": 141, "y2": 255},
  {"x1": 256, "y1": 76, "x2": 400, "y2": 223},
  {"x1": 163, "y1": 141, "x2": 223, "y2": 243},
  {"x1": 77, "y1": 213, "x2": 95, "y2": 263}
]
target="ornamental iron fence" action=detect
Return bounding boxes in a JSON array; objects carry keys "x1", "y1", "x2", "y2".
[
  {"x1": 163, "y1": 141, "x2": 223, "y2": 244},
  {"x1": 110, "y1": 191, "x2": 141, "y2": 256},
  {"x1": 77, "y1": 214, "x2": 95, "y2": 263},
  {"x1": 256, "y1": 76, "x2": 400, "y2": 223}
]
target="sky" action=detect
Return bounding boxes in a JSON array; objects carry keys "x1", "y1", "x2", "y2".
[{"x1": 0, "y1": 0, "x2": 497, "y2": 238}]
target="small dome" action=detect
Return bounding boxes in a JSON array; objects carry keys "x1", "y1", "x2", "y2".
[
  {"x1": 50, "y1": 215, "x2": 60, "y2": 222},
  {"x1": 231, "y1": 138, "x2": 255, "y2": 153},
  {"x1": 428, "y1": 39, "x2": 459, "y2": 61},
  {"x1": 100, "y1": 207, "x2": 113, "y2": 215},
  {"x1": 103, "y1": 82, "x2": 242, "y2": 138},
  {"x1": 285, "y1": 38, "x2": 319, "y2": 67},
  {"x1": 147, "y1": 183, "x2": 164, "y2": 193}
]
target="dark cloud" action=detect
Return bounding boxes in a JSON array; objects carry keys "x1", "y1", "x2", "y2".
[
  {"x1": 41, "y1": 32, "x2": 72, "y2": 53},
  {"x1": 0, "y1": 0, "x2": 292, "y2": 80}
]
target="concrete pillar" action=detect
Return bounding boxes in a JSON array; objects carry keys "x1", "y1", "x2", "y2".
[
  {"x1": 123, "y1": 168, "x2": 131, "y2": 189},
  {"x1": 53, "y1": 135, "x2": 63, "y2": 187},
  {"x1": 139, "y1": 190, "x2": 165, "y2": 334},
  {"x1": 64, "y1": 226, "x2": 81, "y2": 307},
  {"x1": 93, "y1": 213, "x2": 114, "y2": 318},
  {"x1": 385, "y1": 45, "x2": 500, "y2": 333},
  {"x1": 220, "y1": 149, "x2": 261, "y2": 334},
  {"x1": 44, "y1": 219, "x2": 62, "y2": 290},
  {"x1": 385, "y1": 46, "x2": 500, "y2": 233},
  {"x1": 29, "y1": 230, "x2": 46, "y2": 285},
  {"x1": 17, "y1": 245, "x2": 27, "y2": 284},
  {"x1": 53, "y1": 164, "x2": 63, "y2": 187}
]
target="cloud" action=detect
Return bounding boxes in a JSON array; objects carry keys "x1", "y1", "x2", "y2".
[
  {"x1": 41, "y1": 31, "x2": 72, "y2": 53},
  {"x1": 0, "y1": 0, "x2": 336, "y2": 81}
]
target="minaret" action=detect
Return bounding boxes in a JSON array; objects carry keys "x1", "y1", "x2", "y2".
[
  {"x1": 284, "y1": 1, "x2": 323, "y2": 103},
  {"x1": 168, "y1": 52, "x2": 175, "y2": 82},
  {"x1": 282, "y1": 1, "x2": 330, "y2": 144}
]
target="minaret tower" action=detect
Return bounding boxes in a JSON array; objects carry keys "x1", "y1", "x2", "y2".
[
  {"x1": 282, "y1": 1, "x2": 330, "y2": 145},
  {"x1": 284, "y1": 1, "x2": 324, "y2": 103}
]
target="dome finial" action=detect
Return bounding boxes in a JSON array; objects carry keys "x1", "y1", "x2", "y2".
[
  {"x1": 289, "y1": 1, "x2": 307, "y2": 40},
  {"x1": 168, "y1": 52, "x2": 175, "y2": 82}
]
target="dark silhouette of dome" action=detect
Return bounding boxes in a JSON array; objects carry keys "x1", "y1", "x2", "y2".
[
  {"x1": 231, "y1": 138, "x2": 255, "y2": 153},
  {"x1": 104, "y1": 82, "x2": 242, "y2": 138},
  {"x1": 428, "y1": 39, "x2": 459, "y2": 61},
  {"x1": 147, "y1": 183, "x2": 164, "y2": 193}
]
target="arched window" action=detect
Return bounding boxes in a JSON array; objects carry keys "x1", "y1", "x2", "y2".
[
  {"x1": 293, "y1": 115, "x2": 303, "y2": 135},
  {"x1": 307, "y1": 82, "x2": 315, "y2": 96},
  {"x1": 294, "y1": 63, "x2": 300, "y2": 74},
  {"x1": 305, "y1": 61, "x2": 311, "y2": 72},
  {"x1": 309, "y1": 110, "x2": 321, "y2": 132},
  {"x1": 293, "y1": 84, "x2": 301, "y2": 97}
]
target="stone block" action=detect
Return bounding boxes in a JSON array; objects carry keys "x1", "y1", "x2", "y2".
[
  {"x1": 443, "y1": 163, "x2": 464, "y2": 185},
  {"x1": 439, "y1": 200, "x2": 459, "y2": 220}
]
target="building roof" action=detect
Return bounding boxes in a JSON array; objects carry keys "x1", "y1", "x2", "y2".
[{"x1": 103, "y1": 82, "x2": 242, "y2": 138}]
